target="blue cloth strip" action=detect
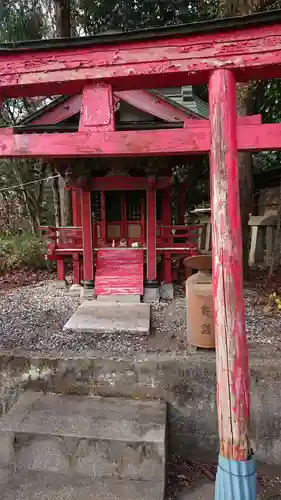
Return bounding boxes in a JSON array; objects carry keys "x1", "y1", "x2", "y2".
[{"x1": 215, "y1": 456, "x2": 256, "y2": 500}]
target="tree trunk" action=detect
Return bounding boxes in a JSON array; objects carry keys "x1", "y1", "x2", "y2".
[
  {"x1": 64, "y1": 180, "x2": 73, "y2": 226},
  {"x1": 54, "y1": 0, "x2": 72, "y2": 225},
  {"x1": 58, "y1": 176, "x2": 65, "y2": 226},
  {"x1": 51, "y1": 166, "x2": 61, "y2": 227},
  {"x1": 218, "y1": 2, "x2": 256, "y2": 280},
  {"x1": 54, "y1": 0, "x2": 71, "y2": 37},
  {"x1": 237, "y1": 84, "x2": 254, "y2": 280}
]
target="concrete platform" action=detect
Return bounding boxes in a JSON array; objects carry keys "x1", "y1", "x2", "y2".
[
  {"x1": 0, "y1": 470, "x2": 164, "y2": 500},
  {"x1": 0, "y1": 392, "x2": 166, "y2": 483},
  {"x1": 63, "y1": 300, "x2": 151, "y2": 334}
]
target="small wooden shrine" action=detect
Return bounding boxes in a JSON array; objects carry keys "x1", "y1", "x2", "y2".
[{"x1": 18, "y1": 87, "x2": 208, "y2": 299}]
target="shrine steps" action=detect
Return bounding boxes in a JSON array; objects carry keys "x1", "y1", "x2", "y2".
[
  {"x1": 0, "y1": 391, "x2": 166, "y2": 500},
  {"x1": 63, "y1": 300, "x2": 151, "y2": 335},
  {"x1": 95, "y1": 249, "x2": 144, "y2": 297}
]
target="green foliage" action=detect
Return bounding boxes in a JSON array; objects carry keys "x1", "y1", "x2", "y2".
[
  {"x1": 259, "y1": 80, "x2": 281, "y2": 123},
  {"x1": 0, "y1": 232, "x2": 48, "y2": 271},
  {"x1": 71, "y1": 0, "x2": 201, "y2": 35},
  {"x1": 0, "y1": 0, "x2": 47, "y2": 42},
  {"x1": 252, "y1": 79, "x2": 281, "y2": 171}
]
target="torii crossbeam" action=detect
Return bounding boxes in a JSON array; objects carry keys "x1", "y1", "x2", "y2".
[{"x1": 1, "y1": 10, "x2": 281, "y2": 500}]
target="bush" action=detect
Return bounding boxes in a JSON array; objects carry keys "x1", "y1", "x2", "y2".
[{"x1": 0, "y1": 232, "x2": 48, "y2": 272}]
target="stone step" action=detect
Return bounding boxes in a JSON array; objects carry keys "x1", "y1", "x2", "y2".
[
  {"x1": 63, "y1": 300, "x2": 151, "y2": 335},
  {"x1": 0, "y1": 470, "x2": 164, "y2": 500},
  {"x1": 0, "y1": 392, "x2": 166, "y2": 485}
]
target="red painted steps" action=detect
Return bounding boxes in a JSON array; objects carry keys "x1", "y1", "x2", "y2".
[{"x1": 95, "y1": 249, "x2": 144, "y2": 296}]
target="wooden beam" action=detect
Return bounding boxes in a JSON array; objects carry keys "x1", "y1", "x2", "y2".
[
  {"x1": 184, "y1": 115, "x2": 262, "y2": 128},
  {"x1": 115, "y1": 89, "x2": 192, "y2": 123},
  {"x1": 31, "y1": 95, "x2": 82, "y2": 125},
  {"x1": 209, "y1": 69, "x2": 251, "y2": 461},
  {"x1": 91, "y1": 176, "x2": 171, "y2": 191},
  {"x1": 0, "y1": 128, "x2": 209, "y2": 157},
  {"x1": 72, "y1": 190, "x2": 82, "y2": 226},
  {"x1": 1, "y1": 23, "x2": 281, "y2": 97},
  {"x1": 3, "y1": 122, "x2": 281, "y2": 157},
  {"x1": 23, "y1": 85, "x2": 261, "y2": 129},
  {"x1": 79, "y1": 84, "x2": 115, "y2": 131}
]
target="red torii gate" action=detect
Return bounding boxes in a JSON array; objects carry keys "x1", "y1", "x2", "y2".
[{"x1": 1, "y1": 10, "x2": 281, "y2": 496}]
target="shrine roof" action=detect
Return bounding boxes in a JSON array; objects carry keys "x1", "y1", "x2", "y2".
[{"x1": 0, "y1": 10, "x2": 281, "y2": 53}]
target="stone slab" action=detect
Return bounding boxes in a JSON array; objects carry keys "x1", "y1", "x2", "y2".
[
  {"x1": 80, "y1": 287, "x2": 96, "y2": 299},
  {"x1": 159, "y1": 283, "x2": 174, "y2": 300},
  {"x1": 0, "y1": 392, "x2": 166, "y2": 480},
  {"x1": 63, "y1": 300, "x2": 150, "y2": 334},
  {"x1": 54, "y1": 279, "x2": 67, "y2": 289},
  {"x1": 97, "y1": 294, "x2": 141, "y2": 303},
  {"x1": 68, "y1": 284, "x2": 82, "y2": 296},
  {"x1": 2, "y1": 351, "x2": 281, "y2": 467},
  {"x1": 1, "y1": 470, "x2": 164, "y2": 500},
  {"x1": 143, "y1": 287, "x2": 160, "y2": 303}
]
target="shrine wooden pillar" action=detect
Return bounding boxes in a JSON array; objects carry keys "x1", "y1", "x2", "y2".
[
  {"x1": 72, "y1": 190, "x2": 82, "y2": 227},
  {"x1": 209, "y1": 69, "x2": 252, "y2": 475},
  {"x1": 81, "y1": 190, "x2": 95, "y2": 291},
  {"x1": 161, "y1": 185, "x2": 173, "y2": 285},
  {"x1": 144, "y1": 176, "x2": 159, "y2": 301},
  {"x1": 79, "y1": 83, "x2": 115, "y2": 297},
  {"x1": 71, "y1": 190, "x2": 82, "y2": 285}
]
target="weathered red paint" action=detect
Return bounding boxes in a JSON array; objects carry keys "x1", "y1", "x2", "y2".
[
  {"x1": 23, "y1": 89, "x2": 199, "y2": 128},
  {"x1": 72, "y1": 254, "x2": 80, "y2": 285},
  {"x1": 115, "y1": 89, "x2": 193, "y2": 123},
  {"x1": 95, "y1": 249, "x2": 144, "y2": 295},
  {"x1": 147, "y1": 177, "x2": 157, "y2": 281},
  {"x1": 57, "y1": 258, "x2": 65, "y2": 281},
  {"x1": 0, "y1": 127, "x2": 14, "y2": 134},
  {"x1": 4, "y1": 122, "x2": 281, "y2": 158},
  {"x1": 209, "y1": 69, "x2": 250, "y2": 461},
  {"x1": 1, "y1": 23, "x2": 281, "y2": 97},
  {"x1": 72, "y1": 190, "x2": 82, "y2": 226},
  {"x1": 31, "y1": 95, "x2": 82, "y2": 125},
  {"x1": 79, "y1": 84, "x2": 115, "y2": 285},
  {"x1": 24, "y1": 90, "x2": 261, "y2": 129},
  {"x1": 184, "y1": 115, "x2": 262, "y2": 128},
  {"x1": 44, "y1": 226, "x2": 83, "y2": 255},
  {"x1": 79, "y1": 84, "x2": 115, "y2": 131},
  {"x1": 79, "y1": 88, "x2": 95, "y2": 286},
  {"x1": 81, "y1": 191, "x2": 94, "y2": 283}
]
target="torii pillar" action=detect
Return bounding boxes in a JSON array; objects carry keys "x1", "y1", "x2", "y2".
[{"x1": 209, "y1": 69, "x2": 255, "y2": 498}]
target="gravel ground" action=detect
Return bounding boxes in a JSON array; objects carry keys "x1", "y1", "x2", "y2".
[
  {"x1": 0, "y1": 280, "x2": 281, "y2": 354},
  {"x1": 1, "y1": 280, "x2": 281, "y2": 496},
  {"x1": 166, "y1": 457, "x2": 281, "y2": 499}
]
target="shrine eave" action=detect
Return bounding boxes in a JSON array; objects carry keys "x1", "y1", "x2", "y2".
[{"x1": 1, "y1": 10, "x2": 281, "y2": 52}]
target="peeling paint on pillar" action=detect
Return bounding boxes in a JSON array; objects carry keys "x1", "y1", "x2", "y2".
[{"x1": 209, "y1": 69, "x2": 251, "y2": 461}]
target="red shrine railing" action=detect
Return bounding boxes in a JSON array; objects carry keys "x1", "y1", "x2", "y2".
[
  {"x1": 41, "y1": 223, "x2": 203, "y2": 284},
  {"x1": 156, "y1": 224, "x2": 203, "y2": 253},
  {"x1": 41, "y1": 226, "x2": 83, "y2": 260},
  {"x1": 41, "y1": 224, "x2": 203, "y2": 256}
]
